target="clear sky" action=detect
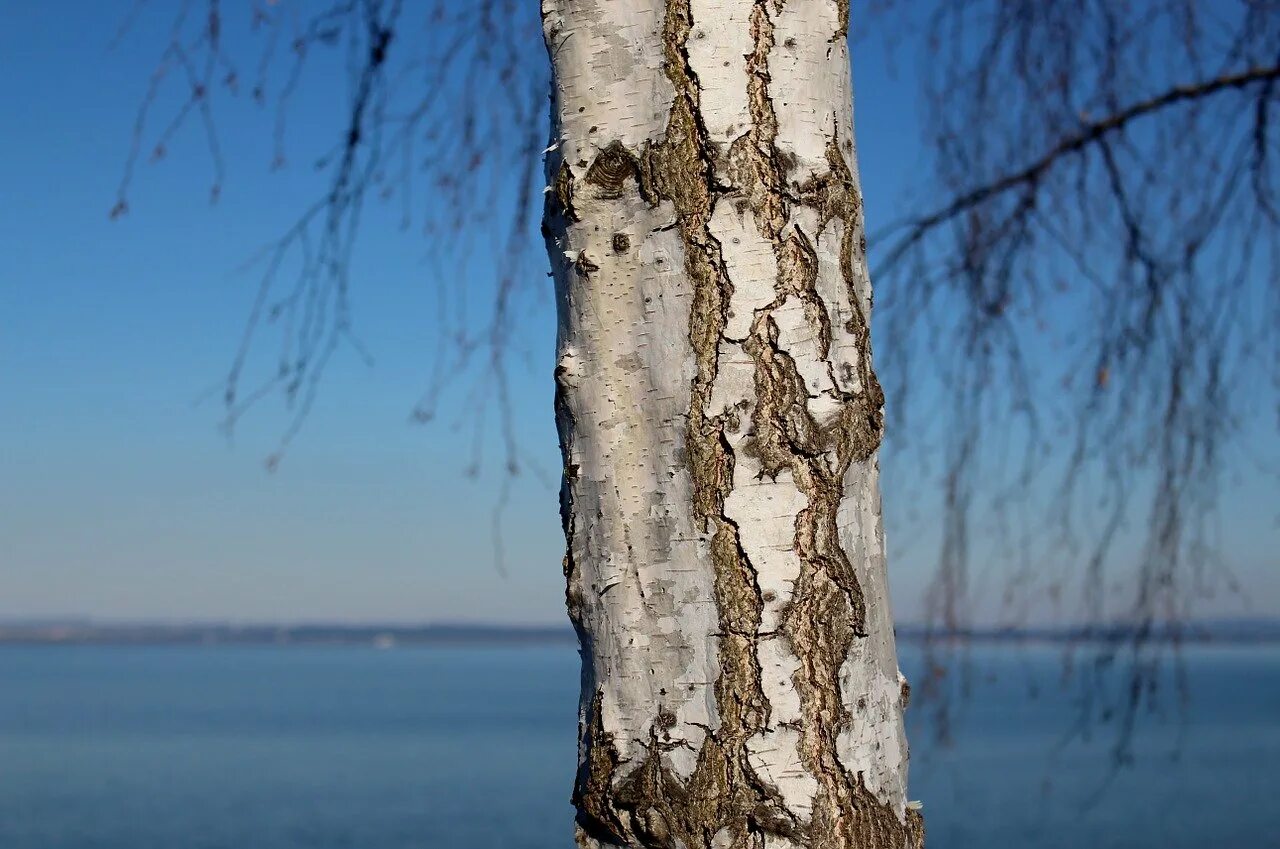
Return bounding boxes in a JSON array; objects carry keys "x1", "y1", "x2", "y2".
[{"x1": 2, "y1": 3, "x2": 1274, "y2": 626}]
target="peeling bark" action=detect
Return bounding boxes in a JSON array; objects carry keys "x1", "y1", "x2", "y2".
[{"x1": 543, "y1": 2, "x2": 921, "y2": 847}]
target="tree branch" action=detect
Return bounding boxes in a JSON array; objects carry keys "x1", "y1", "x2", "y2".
[{"x1": 879, "y1": 63, "x2": 1280, "y2": 269}]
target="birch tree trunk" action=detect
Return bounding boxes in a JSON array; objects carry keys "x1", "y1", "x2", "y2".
[{"x1": 542, "y1": 2, "x2": 922, "y2": 847}]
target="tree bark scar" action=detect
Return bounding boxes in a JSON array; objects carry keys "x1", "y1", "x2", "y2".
[
  {"x1": 555, "y1": 160, "x2": 580, "y2": 222},
  {"x1": 585, "y1": 141, "x2": 642, "y2": 199},
  {"x1": 571, "y1": 2, "x2": 799, "y2": 848},
  {"x1": 833, "y1": 0, "x2": 850, "y2": 40},
  {"x1": 554, "y1": 358, "x2": 587, "y2": 644},
  {"x1": 574, "y1": 690, "x2": 628, "y2": 844},
  {"x1": 797, "y1": 137, "x2": 886, "y2": 464},
  {"x1": 726, "y1": 2, "x2": 917, "y2": 847}
]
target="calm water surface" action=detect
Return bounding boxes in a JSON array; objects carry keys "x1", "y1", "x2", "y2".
[{"x1": 0, "y1": 644, "x2": 1276, "y2": 848}]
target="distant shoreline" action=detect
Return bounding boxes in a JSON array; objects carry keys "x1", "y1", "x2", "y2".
[
  {"x1": 1, "y1": 619, "x2": 1277, "y2": 647},
  {"x1": 0, "y1": 622, "x2": 575, "y2": 647}
]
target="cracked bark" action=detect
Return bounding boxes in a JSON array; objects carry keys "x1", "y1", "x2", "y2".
[{"x1": 543, "y1": 2, "x2": 921, "y2": 847}]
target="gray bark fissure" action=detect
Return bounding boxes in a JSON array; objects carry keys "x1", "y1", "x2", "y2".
[{"x1": 544, "y1": 1, "x2": 921, "y2": 847}]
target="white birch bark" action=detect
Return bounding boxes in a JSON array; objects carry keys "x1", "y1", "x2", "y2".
[{"x1": 542, "y1": 2, "x2": 922, "y2": 847}]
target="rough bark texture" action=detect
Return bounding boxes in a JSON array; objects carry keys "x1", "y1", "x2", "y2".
[{"x1": 543, "y1": 2, "x2": 922, "y2": 847}]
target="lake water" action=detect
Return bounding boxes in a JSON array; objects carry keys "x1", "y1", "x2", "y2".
[{"x1": 0, "y1": 644, "x2": 1275, "y2": 848}]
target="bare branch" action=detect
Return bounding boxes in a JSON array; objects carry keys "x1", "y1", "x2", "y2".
[{"x1": 879, "y1": 62, "x2": 1280, "y2": 271}]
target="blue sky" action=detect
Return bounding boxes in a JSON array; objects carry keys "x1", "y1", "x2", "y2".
[{"x1": 1, "y1": 3, "x2": 1274, "y2": 625}]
